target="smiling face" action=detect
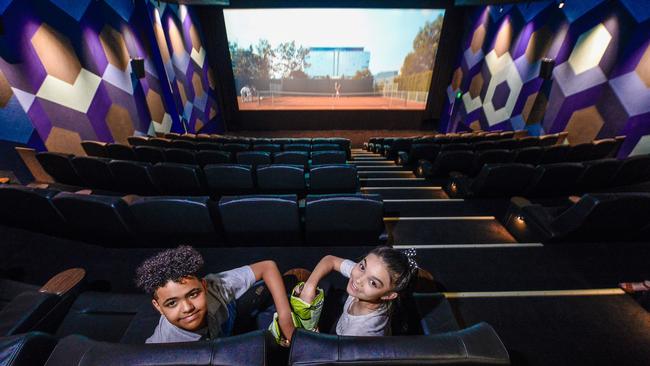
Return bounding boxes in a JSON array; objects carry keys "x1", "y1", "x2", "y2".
[
  {"x1": 346, "y1": 253, "x2": 398, "y2": 303},
  {"x1": 152, "y1": 276, "x2": 208, "y2": 332}
]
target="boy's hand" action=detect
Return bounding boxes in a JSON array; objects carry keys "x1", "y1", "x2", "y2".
[{"x1": 278, "y1": 312, "x2": 296, "y2": 342}]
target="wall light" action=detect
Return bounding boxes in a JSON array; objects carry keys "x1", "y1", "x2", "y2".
[
  {"x1": 515, "y1": 215, "x2": 525, "y2": 223},
  {"x1": 558, "y1": 1, "x2": 565, "y2": 9}
]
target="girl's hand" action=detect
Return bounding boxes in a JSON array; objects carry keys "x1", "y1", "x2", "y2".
[{"x1": 298, "y1": 282, "x2": 317, "y2": 304}]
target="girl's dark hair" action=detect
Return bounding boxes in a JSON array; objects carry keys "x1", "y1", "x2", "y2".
[
  {"x1": 135, "y1": 245, "x2": 204, "y2": 297},
  {"x1": 369, "y1": 246, "x2": 418, "y2": 296}
]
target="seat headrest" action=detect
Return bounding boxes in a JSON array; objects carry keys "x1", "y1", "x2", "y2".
[{"x1": 0, "y1": 332, "x2": 58, "y2": 366}]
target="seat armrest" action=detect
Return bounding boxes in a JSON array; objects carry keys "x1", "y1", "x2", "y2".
[
  {"x1": 567, "y1": 195, "x2": 580, "y2": 204},
  {"x1": 40, "y1": 268, "x2": 86, "y2": 296}
]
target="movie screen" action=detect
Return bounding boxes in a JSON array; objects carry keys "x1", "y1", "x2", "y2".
[{"x1": 224, "y1": 8, "x2": 445, "y2": 110}]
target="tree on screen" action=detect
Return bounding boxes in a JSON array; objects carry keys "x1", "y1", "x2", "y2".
[
  {"x1": 352, "y1": 68, "x2": 373, "y2": 80},
  {"x1": 274, "y1": 41, "x2": 311, "y2": 79},
  {"x1": 229, "y1": 40, "x2": 274, "y2": 80},
  {"x1": 399, "y1": 15, "x2": 444, "y2": 76}
]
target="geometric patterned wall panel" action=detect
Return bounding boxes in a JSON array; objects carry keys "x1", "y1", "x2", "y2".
[{"x1": 442, "y1": 0, "x2": 650, "y2": 157}]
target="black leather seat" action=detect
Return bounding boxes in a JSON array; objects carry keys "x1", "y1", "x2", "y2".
[
  {"x1": 420, "y1": 150, "x2": 475, "y2": 178},
  {"x1": 311, "y1": 144, "x2": 341, "y2": 152},
  {"x1": 222, "y1": 143, "x2": 251, "y2": 153},
  {"x1": 567, "y1": 142, "x2": 595, "y2": 162},
  {"x1": 291, "y1": 138, "x2": 312, "y2": 145},
  {"x1": 493, "y1": 138, "x2": 518, "y2": 150},
  {"x1": 151, "y1": 163, "x2": 207, "y2": 195},
  {"x1": 134, "y1": 146, "x2": 166, "y2": 164},
  {"x1": 0, "y1": 185, "x2": 66, "y2": 234},
  {"x1": 147, "y1": 138, "x2": 172, "y2": 148},
  {"x1": 52, "y1": 193, "x2": 135, "y2": 240},
  {"x1": 440, "y1": 143, "x2": 471, "y2": 151},
  {"x1": 590, "y1": 138, "x2": 617, "y2": 160},
  {"x1": 284, "y1": 144, "x2": 311, "y2": 152},
  {"x1": 196, "y1": 151, "x2": 232, "y2": 166},
  {"x1": 539, "y1": 145, "x2": 570, "y2": 164},
  {"x1": 256, "y1": 164, "x2": 306, "y2": 194},
  {"x1": 518, "y1": 193, "x2": 650, "y2": 242},
  {"x1": 273, "y1": 151, "x2": 309, "y2": 168},
  {"x1": 471, "y1": 149, "x2": 514, "y2": 175},
  {"x1": 288, "y1": 323, "x2": 509, "y2": 366},
  {"x1": 36, "y1": 152, "x2": 82, "y2": 186},
  {"x1": 126, "y1": 136, "x2": 148, "y2": 146},
  {"x1": 576, "y1": 158, "x2": 621, "y2": 191},
  {"x1": 449, "y1": 163, "x2": 537, "y2": 198},
  {"x1": 525, "y1": 163, "x2": 584, "y2": 197},
  {"x1": 513, "y1": 147, "x2": 544, "y2": 165},
  {"x1": 71, "y1": 157, "x2": 115, "y2": 191},
  {"x1": 304, "y1": 194, "x2": 384, "y2": 245},
  {"x1": 236, "y1": 151, "x2": 272, "y2": 167},
  {"x1": 204, "y1": 164, "x2": 255, "y2": 195},
  {"x1": 385, "y1": 138, "x2": 411, "y2": 161},
  {"x1": 164, "y1": 148, "x2": 197, "y2": 165},
  {"x1": 311, "y1": 151, "x2": 347, "y2": 165},
  {"x1": 538, "y1": 133, "x2": 560, "y2": 146},
  {"x1": 219, "y1": 195, "x2": 301, "y2": 245},
  {"x1": 473, "y1": 140, "x2": 497, "y2": 151},
  {"x1": 170, "y1": 139, "x2": 196, "y2": 150},
  {"x1": 44, "y1": 331, "x2": 272, "y2": 366},
  {"x1": 399, "y1": 144, "x2": 440, "y2": 167},
  {"x1": 126, "y1": 195, "x2": 221, "y2": 245},
  {"x1": 516, "y1": 136, "x2": 539, "y2": 148},
  {"x1": 0, "y1": 332, "x2": 58, "y2": 366},
  {"x1": 253, "y1": 144, "x2": 282, "y2": 153},
  {"x1": 196, "y1": 142, "x2": 222, "y2": 151},
  {"x1": 108, "y1": 160, "x2": 160, "y2": 195},
  {"x1": 610, "y1": 155, "x2": 650, "y2": 187},
  {"x1": 309, "y1": 165, "x2": 358, "y2": 193},
  {"x1": 106, "y1": 143, "x2": 135, "y2": 161},
  {"x1": 81, "y1": 141, "x2": 108, "y2": 157}
]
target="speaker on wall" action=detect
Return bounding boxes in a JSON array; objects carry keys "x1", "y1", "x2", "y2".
[
  {"x1": 539, "y1": 58, "x2": 555, "y2": 80},
  {"x1": 131, "y1": 58, "x2": 145, "y2": 79}
]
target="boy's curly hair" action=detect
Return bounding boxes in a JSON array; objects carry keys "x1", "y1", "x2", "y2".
[{"x1": 135, "y1": 246, "x2": 204, "y2": 297}]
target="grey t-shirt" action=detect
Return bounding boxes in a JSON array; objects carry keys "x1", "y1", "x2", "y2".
[
  {"x1": 146, "y1": 265, "x2": 256, "y2": 343},
  {"x1": 335, "y1": 259, "x2": 390, "y2": 336}
]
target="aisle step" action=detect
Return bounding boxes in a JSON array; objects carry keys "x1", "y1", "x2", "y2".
[{"x1": 361, "y1": 186, "x2": 446, "y2": 199}]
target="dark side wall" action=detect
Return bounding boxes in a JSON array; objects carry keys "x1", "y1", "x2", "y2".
[
  {"x1": 0, "y1": 0, "x2": 223, "y2": 179},
  {"x1": 441, "y1": 0, "x2": 650, "y2": 158}
]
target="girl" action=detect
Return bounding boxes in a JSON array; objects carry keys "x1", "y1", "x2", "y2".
[{"x1": 296, "y1": 246, "x2": 417, "y2": 336}]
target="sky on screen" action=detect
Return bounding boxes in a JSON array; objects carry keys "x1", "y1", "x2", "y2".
[{"x1": 223, "y1": 8, "x2": 445, "y2": 74}]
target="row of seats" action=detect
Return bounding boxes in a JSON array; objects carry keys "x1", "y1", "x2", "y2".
[
  {"x1": 365, "y1": 130, "x2": 515, "y2": 152},
  {"x1": 0, "y1": 272, "x2": 508, "y2": 366},
  {"x1": 505, "y1": 193, "x2": 650, "y2": 243},
  {"x1": 81, "y1": 142, "x2": 347, "y2": 166},
  {"x1": 415, "y1": 141, "x2": 623, "y2": 179},
  {"x1": 128, "y1": 136, "x2": 348, "y2": 153},
  {"x1": 165, "y1": 133, "x2": 351, "y2": 149},
  {"x1": 37, "y1": 153, "x2": 358, "y2": 196},
  {"x1": 0, "y1": 186, "x2": 384, "y2": 246},
  {"x1": 446, "y1": 156, "x2": 650, "y2": 198}
]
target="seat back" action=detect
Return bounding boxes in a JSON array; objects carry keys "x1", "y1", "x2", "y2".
[
  {"x1": 256, "y1": 164, "x2": 306, "y2": 194},
  {"x1": 164, "y1": 148, "x2": 197, "y2": 165},
  {"x1": 309, "y1": 165, "x2": 359, "y2": 193},
  {"x1": 513, "y1": 147, "x2": 543, "y2": 165},
  {"x1": 106, "y1": 144, "x2": 135, "y2": 161},
  {"x1": 44, "y1": 331, "x2": 272, "y2": 366},
  {"x1": 252, "y1": 144, "x2": 282, "y2": 153},
  {"x1": 526, "y1": 163, "x2": 584, "y2": 197},
  {"x1": 0, "y1": 185, "x2": 66, "y2": 233},
  {"x1": 53, "y1": 192, "x2": 134, "y2": 237},
  {"x1": 204, "y1": 164, "x2": 254, "y2": 195},
  {"x1": 472, "y1": 149, "x2": 514, "y2": 175},
  {"x1": 473, "y1": 141, "x2": 497, "y2": 151},
  {"x1": 311, "y1": 144, "x2": 341, "y2": 152},
  {"x1": 222, "y1": 143, "x2": 251, "y2": 153},
  {"x1": 516, "y1": 136, "x2": 539, "y2": 148},
  {"x1": 409, "y1": 144, "x2": 440, "y2": 164},
  {"x1": 236, "y1": 151, "x2": 272, "y2": 167},
  {"x1": 470, "y1": 163, "x2": 537, "y2": 197},
  {"x1": 81, "y1": 141, "x2": 108, "y2": 157},
  {"x1": 576, "y1": 158, "x2": 621, "y2": 191},
  {"x1": 0, "y1": 332, "x2": 57, "y2": 366},
  {"x1": 147, "y1": 138, "x2": 171, "y2": 148},
  {"x1": 539, "y1": 145, "x2": 570, "y2": 164},
  {"x1": 538, "y1": 134, "x2": 559, "y2": 146},
  {"x1": 440, "y1": 143, "x2": 470, "y2": 151},
  {"x1": 219, "y1": 195, "x2": 301, "y2": 244},
  {"x1": 108, "y1": 160, "x2": 159, "y2": 195},
  {"x1": 196, "y1": 151, "x2": 232, "y2": 166},
  {"x1": 134, "y1": 146, "x2": 166, "y2": 164},
  {"x1": 493, "y1": 138, "x2": 517, "y2": 150},
  {"x1": 590, "y1": 138, "x2": 617, "y2": 160},
  {"x1": 428, "y1": 150, "x2": 475, "y2": 177},
  {"x1": 288, "y1": 324, "x2": 508, "y2": 366},
  {"x1": 273, "y1": 151, "x2": 309, "y2": 167},
  {"x1": 305, "y1": 194, "x2": 384, "y2": 245},
  {"x1": 611, "y1": 155, "x2": 650, "y2": 186},
  {"x1": 151, "y1": 163, "x2": 207, "y2": 195},
  {"x1": 71, "y1": 157, "x2": 114, "y2": 190},
  {"x1": 126, "y1": 136, "x2": 148, "y2": 147},
  {"x1": 170, "y1": 139, "x2": 195, "y2": 150},
  {"x1": 196, "y1": 142, "x2": 222, "y2": 151},
  {"x1": 36, "y1": 152, "x2": 81, "y2": 186},
  {"x1": 311, "y1": 151, "x2": 347, "y2": 165},
  {"x1": 567, "y1": 143, "x2": 595, "y2": 162},
  {"x1": 284, "y1": 144, "x2": 311, "y2": 152}
]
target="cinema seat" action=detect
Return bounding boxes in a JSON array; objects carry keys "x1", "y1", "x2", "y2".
[
  {"x1": 204, "y1": 164, "x2": 255, "y2": 195},
  {"x1": 284, "y1": 143, "x2": 311, "y2": 152},
  {"x1": 440, "y1": 142, "x2": 471, "y2": 151},
  {"x1": 273, "y1": 151, "x2": 309, "y2": 168},
  {"x1": 36, "y1": 152, "x2": 82, "y2": 186},
  {"x1": 567, "y1": 142, "x2": 595, "y2": 162},
  {"x1": 170, "y1": 139, "x2": 196, "y2": 150},
  {"x1": 237, "y1": 151, "x2": 272, "y2": 167},
  {"x1": 311, "y1": 143, "x2": 341, "y2": 151},
  {"x1": 81, "y1": 141, "x2": 108, "y2": 157},
  {"x1": 494, "y1": 138, "x2": 518, "y2": 150},
  {"x1": 146, "y1": 138, "x2": 171, "y2": 148},
  {"x1": 292, "y1": 138, "x2": 312, "y2": 145},
  {"x1": 106, "y1": 143, "x2": 135, "y2": 161},
  {"x1": 223, "y1": 143, "x2": 251, "y2": 153},
  {"x1": 576, "y1": 159, "x2": 621, "y2": 191},
  {"x1": 219, "y1": 195, "x2": 301, "y2": 245},
  {"x1": 304, "y1": 194, "x2": 384, "y2": 245},
  {"x1": 0, "y1": 185, "x2": 66, "y2": 233},
  {"x1": 253, "y1": 143, "x2": 282, "y2": 153},
  {"x1": 309, "y1": 165, "x2": 359, "y2": 193},
  {"x1": 256, "y1": 164, "x2": 306, "y2": 194},
  {"x1": 610, "y1": 155, "x2": 650, "y2": 187},
  {"x1": 539, "y1": 145, "x2": 570, "y2": 164},
  {"x1": 71, "y1": 156, "x2": 115, "y2": 191},
  {"x1": 126, "y1": 196, "x2": 221, "y2": 245},
  {"x1": 134, "y1": 146, "x2": 166, "y2": 164},
  {"x1": 310, "y1": 151, "x2": 347, "y2": 165},
  {"x1": 516, "y1": 136, "x2": 539, "y2": 148},
  {"x1": 538, "y1": 133, "x2": 560, "y2": 147},
  {"x1": 0, "y1": 332, "x2": 58, "y2": 366},
  {"x1": 126, "y1": 136, "x2": 148, "y2": 146},
  {"x1": 52, "y1": 193, "x2": 135, "y2": 241},
  {"x1": 288, "y1": 323, "x2": 509, "y2": 366},
  {"x1": 196, "y1": 142, "x2": 222, "y2": 151},
  {"x1": 164, "y1": 148, "x2": 197, "y2": 165},
  {"x1": 473, "y1": 140, "x2": 497, "y2": 151},
  {"x1": 510, "y1": 193, "x2": 650, "y2": 242},
  {"x1": 590, "y1": 138, "x2": 617, "y2": 160},
  {"x1": 108, "y1": 160, "x2": 160, "y2": 195},
  {"x1": 151, "y1": 163, "x2": 207, "y2": 196},
  {"x1": 471, "y1": 149, "x2": 514, "y2": 175},
  {"x1": 448, "y1": 163, "x2": 537, "y2": 198},
  {"x1": 419, "y1": 150, "x2": 474, "y2": 178},
  {"x1": 513, "y1": 147, "x2": 544, "y2": 165},
  {"x1": 196, "y1": 150, "x2": 232, "y2": 166},
  {"x1": 399, "y1": 144, "x2": 440, "y2": 167},
  {"x1": 523, "y1": 163, "x2": 583, "y2": 197}
]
